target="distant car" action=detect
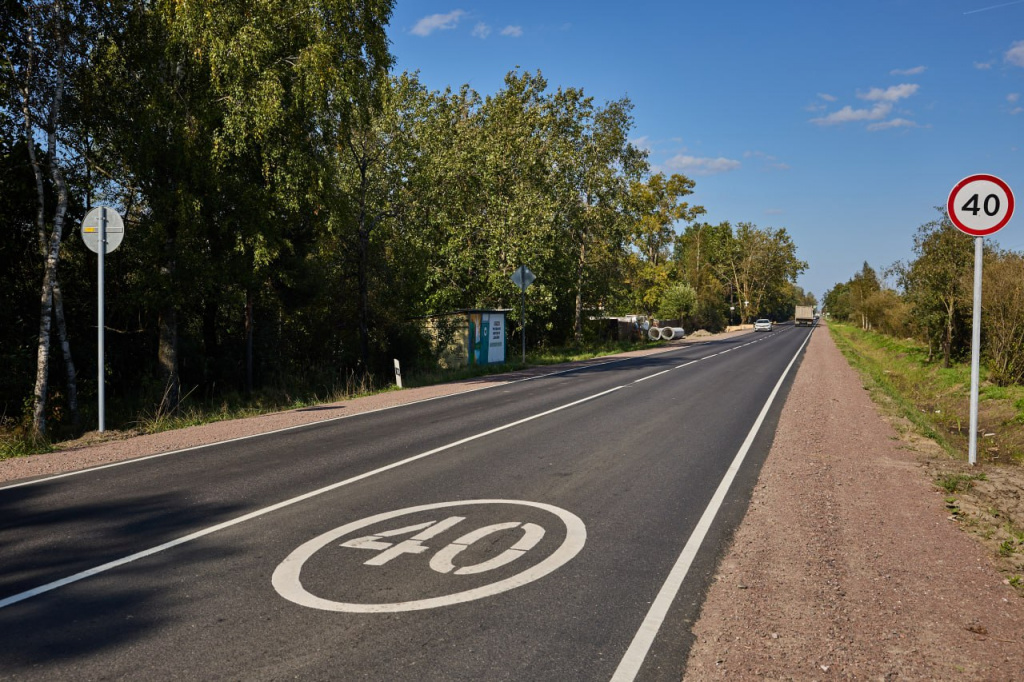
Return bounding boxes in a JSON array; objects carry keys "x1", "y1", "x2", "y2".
[{"x1": 754, "y1": 318, "x2": 772, "y2": 332}]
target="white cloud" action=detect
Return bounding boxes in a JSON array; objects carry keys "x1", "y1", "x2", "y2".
[
  {"x1": 818, "y1": 93, "x2": 838, "y2": 102},
  {"x1": 471, "y1": 22, "x2": 491, "y2": 39},
  {"x1": 630, "y1": 136, "x2": 652, "y2": 152},
  {"x1": 765, "y1": 208, "x2": 785, "y2": 216},
  {"x1": 858, "y1": 84, "x2": 919, "y2": 102},
  {"x1": 975, "y1": 61, "x2": 994, "y2": 70},
  {"x1": 501, "y1": 25, "x2": 523, "y2": 37},
  {"x1": 411, "y1": 10, "x2": 465, "y2": 37},
  {"x1": 867, "y1": 118, "x2": 918, "y2": 131},
  {"x1": 744, "y1": 150, "x2": 789, "y2": 171},
  {"x1": 890, "y1": 66, "x2": 926, "y2": 75},
  {"x1": 1007, "y1": 40, "x2": 1024, "y2": 67},
  {"x1": 1009, "y1": 93, "x2": 1021, "y2": 103},
  {"x1": 1013, "y1": 107, "x2": 1024, "y2": 115},
  {"x1": 810, "y1": 102, "x2": 893, "y2": 125},
  {"x1": 663, "y1": 155, "x2": 741, "y2": 176}
]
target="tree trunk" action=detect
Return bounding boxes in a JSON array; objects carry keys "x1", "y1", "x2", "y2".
[
  {"x1": 28, "y1": 26, "x2": 71, "y2": 437},
  {"x1": 202, "y1": 298, "x2": 219, "y2": 392},
  {"x1": 157, "y1": 211, "x2": 180, "y2": 414},
  {"x1": 52, "y1": 275, "x2": 79, "y2": 427},
  {"x1": 158, "y1": 304, "x2": 180, "y2": 415},
  {"x1": 32, "y1": 250, "x2": 57, "y2": 436},
  {"x1": 356, "y1": 156, "x2": 371, "y2": 371},
  {"x1": 574, "y1": 241, "x2": 586, "y2": 344},
  {"x1": 245, "y1": 291, "x2": 254, "y2": 395},
  {"x1": 943, "y1": 298, "x2": 954, "y2": 369}
]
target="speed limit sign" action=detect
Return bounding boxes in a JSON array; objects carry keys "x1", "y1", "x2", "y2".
[
  {"x1": 947, "y1": 174, "x2": 1015, "y2": 236},
  {"x1": 950, "y1": 173, "x2": 1016, "y2": 467}
]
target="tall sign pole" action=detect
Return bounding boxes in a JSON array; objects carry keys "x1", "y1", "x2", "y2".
[
  {"x1": 81, "y1": 207, "x2": 125, "y2": 433},
  {"x1": 99, "y1": 208, "x2": 106, "y2": 431},
  {"x1": 521, "y1": 286, "x2": 526, "y2": 363},
  {"x1": 510, "y1": 265, "x2": 536, "y2": 364},
  {"x1": 947, "y1": 174, "x2": 1014, "y2": 465}
]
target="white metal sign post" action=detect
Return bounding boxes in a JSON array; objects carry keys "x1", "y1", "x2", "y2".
[
  {"x1": 81, "y1": 207, "x2": 125, "y2": 433},
  {"x1": 947, "y1": 174, "x2": 1014, "y2": 465},
  {"x1": 511, "y1": 265, "x2": 536, "y2": 364}
]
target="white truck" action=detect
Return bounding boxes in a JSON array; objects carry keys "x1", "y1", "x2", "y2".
[{"x1": 794, "y1": 305, "x2": 815, "y2": 327}]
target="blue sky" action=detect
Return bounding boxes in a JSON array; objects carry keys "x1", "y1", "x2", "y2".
[{"x1": 387, "y1": 1, "x2": 1023, "y2": 300}]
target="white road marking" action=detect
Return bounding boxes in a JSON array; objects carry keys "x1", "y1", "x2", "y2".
[
  {"x1": 340, "y1": 516, "x2": 467, "y2": 566},
  {"x1": 0, "y1": 329, "x2": 801, "y2": 610},
  {"x1": 632, "y1": 369, "x2": 673, "y2": 383},
  {"x1": 272, "y1": 500, "x2": 582, "y2": 612},
  {"x1": 0, "y1": 388, "x2": 617, "y2": 610},
  {"x1": 610, "y1": 328, "x2": 813, "y2": 681}
]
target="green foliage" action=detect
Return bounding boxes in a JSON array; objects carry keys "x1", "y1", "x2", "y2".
[
  {"x1": 894, "y1": 211, "x2": 977, "y2": 367},
  {"x1": 0, "y1": 431, "x2": 53, "y2": 460},
  {"x1": 936, "y1": 472, "x2": 984, "y2": 494},
  {"x1": 1, "y1": 6, "x2": 817, "y2": 443},
  {"x1": 827, "y1": 208, "x2": 1024, "y2": 388},
  {"x1": 981, "y1": 251, "x2": 1024, "y2": 386},
  {"x1": 656, "y1": 283, "x2": 697, "y2": 322}
]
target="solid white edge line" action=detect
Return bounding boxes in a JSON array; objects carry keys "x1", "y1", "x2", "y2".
[
  {"x1": 0, "y1": 385, "x2": 624, "y2": 610},
  {"x1": 610, "y1": 328, "x2": 813, "y2": 682},
  {"x1": 0, "y1": 340, "x2": 710, "y2": 493}
]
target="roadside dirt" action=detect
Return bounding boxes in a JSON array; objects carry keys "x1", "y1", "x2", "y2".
[
  {"x1": 5, "y1": 327, "x2": 1024, "y2": 679},
  {"x1": 684, "y1": 326, "x2": 1024, "y2": 680}
]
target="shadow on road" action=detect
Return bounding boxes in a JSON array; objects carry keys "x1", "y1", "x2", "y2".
[{"x1": 0, "y1": 482, "x2": 245, "y2": 670}]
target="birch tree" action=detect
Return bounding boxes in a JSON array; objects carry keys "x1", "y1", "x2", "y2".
[{"x1": 2, "y1": 0, "x2": 89, "y2": 435}]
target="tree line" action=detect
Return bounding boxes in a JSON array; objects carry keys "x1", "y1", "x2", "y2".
[
  {"x1": 824, "y1": 208, "x2": 1024, "y2": 386},
  {"x1": 2, "y1": 0, "x2": 808, "y2": 440}
]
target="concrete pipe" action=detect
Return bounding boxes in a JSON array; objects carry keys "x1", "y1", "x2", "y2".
[
  {"x1": 648, "y1": 327, "x2": 662, "y2": 341},
  {"x1": 661, "y1": 327, "x2": 685, "y2": 340}
]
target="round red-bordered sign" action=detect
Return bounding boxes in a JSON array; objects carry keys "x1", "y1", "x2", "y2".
[{"x1": 947, "y1": 174, "x2": 1015, "y2": 236}]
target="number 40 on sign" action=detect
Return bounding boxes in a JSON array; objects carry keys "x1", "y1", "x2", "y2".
[{"x1": 948, "y1": 174, "x2": 1014, "y2": 237}]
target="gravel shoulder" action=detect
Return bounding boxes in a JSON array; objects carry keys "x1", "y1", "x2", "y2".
[
  {"x1": 684, "y1": 325, "x2": 1024, "y2": 679},
  {"x1": 6, "y1": 326, "x2": 1023, "y2": 678}
]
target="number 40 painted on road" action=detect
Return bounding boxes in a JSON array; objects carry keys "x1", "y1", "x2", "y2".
[{"x1": 341, "y1": 516, "x2": 546, "y2": 575}]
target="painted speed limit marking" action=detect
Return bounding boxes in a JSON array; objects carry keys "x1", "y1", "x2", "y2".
[
  {"x1": 272, "y1": 499, "x2": 586, "y2": 613},
  {"x1": 947, "y1": 174, "x2": 1015, "y2": 236}
]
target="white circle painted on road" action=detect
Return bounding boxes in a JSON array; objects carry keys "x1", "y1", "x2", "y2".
[{"x1": 272, "y1": 499, "x2": 586, "y2": 613}]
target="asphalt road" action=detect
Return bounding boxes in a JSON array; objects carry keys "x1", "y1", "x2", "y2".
[{"x1": 0, "y1": 324, "x2": 813, "y2": 681}]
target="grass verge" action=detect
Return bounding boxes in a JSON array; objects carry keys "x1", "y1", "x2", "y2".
[{"x1": 828, "y1": 322, "x2": 1024, "y2": 464}]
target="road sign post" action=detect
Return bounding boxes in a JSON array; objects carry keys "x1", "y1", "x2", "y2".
[
  {"x1": 511, "y1": 265, "x2": 536, "y2": 364},
  {"x1": 947, "y1": 174, "x2": 1015, "y2": 465},
  {"x1": 81, "y1": 206, "x2": 125, "y2": 433}
]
